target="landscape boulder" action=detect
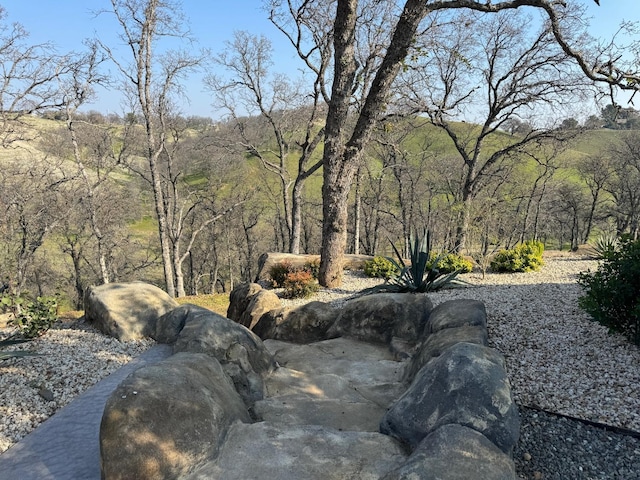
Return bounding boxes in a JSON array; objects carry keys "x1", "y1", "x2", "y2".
[
  {"x1": 404, "y1": 325, "x2": 489, "y2": 383},
  {"x1": 84, "y1": 282, "x2": 178, "y2": 341},
  {"x1": 424, "y1": 299, "x2": 486, "y2": 335},
  {"x1": 239, "y1": 289, "x2": 282, "y2": 330},
  {"x1": 382, "y1": 424, "x2": 516, "y2": 480},
  {"x1": 380, "y1": 342, "x2": 520, "y2": 455},
  {"x1": 252, "y1": 301, "x2": 338, "y2": 343},
  {"x1": 226, "y1": 282, "x2": 264, "y2": 322},
  {"x1": 226, "y1": 282, "x2": 282, "y2": 330},
  {"x1": 100, "y1": 352, "x2": 251, "y2": 480},
  {"x1": 171, "y1": 304, "x2": 277, "y2": 405},
  {"x1": 326, "y1": 293, "x2": 432, "y2": 346}
]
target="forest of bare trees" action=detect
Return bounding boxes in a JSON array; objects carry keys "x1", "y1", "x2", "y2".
[{"x1": 1, "y1": 0, "x2": 639, "y2": 306}]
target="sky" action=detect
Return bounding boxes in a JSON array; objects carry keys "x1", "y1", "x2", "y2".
[{"x1": 1, "y1": 0, "x2": 638, "y2": 118}]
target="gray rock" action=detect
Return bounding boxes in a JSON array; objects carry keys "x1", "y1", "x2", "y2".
[
  {"x1": 239, "y1": 289, "x2": 282, "y2": 330},
  {"x1": 404, "y1": 325, "x2": 489, "y2": 383},
  {"x1": 382, "y1": 424, "x2": 516, "y2": 480},
  {"x1": 326, "y1": 293, "x2": 433, "y2": 345},
  {"x1": 253, "y1": 301, "x2": 338, "y2": 343},
  {"x1": 100, "y1": 352, "x2": 250, "y2": 480},
  {"x1": 83, "y1": 282, "x2": 178, "y2": 341},
  {"x1": 183, "y1": 422, "x2": 407, "y2": 480},
  {"x1": 226, "y1": 282, "x2": 263, "y2": 322},
  {"x1": 154, "y1": 303, "x2": 195, "y2": 344},
  {"x1": 380, "y1": 342, "x2": 520, "y2": 455},
  {"x1": 425, "y1": 298, "x2": 486, "y2": 335},
  {"x1": 172, "y1": 305, "x2": 276, "y2": 405}
]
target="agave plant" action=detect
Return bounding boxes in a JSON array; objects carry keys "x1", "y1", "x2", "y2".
[
  {"x1": 0, "y1": 337, "x2": 40, "y2": 361},
  {"x1": 364, "y1": 230, "x2": 466, "y2": 294},
  {"x1": 591, "y1": 233, "x2": 619, "y2": 260}
]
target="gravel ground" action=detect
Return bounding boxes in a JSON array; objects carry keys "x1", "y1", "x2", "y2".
[
  {"x1": 0, "y1": 322, "x2": 154, "y2": 454},
  {"x1": 1, "y1": 251, "x2": 639, "y2": 479}
]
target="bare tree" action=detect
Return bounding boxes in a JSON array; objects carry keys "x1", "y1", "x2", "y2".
[
  {"x1": 606, "y1": 132, "x2": 640, "y2": 239},
  {"x1": 273, "y1": 0, "x2": 640, "y2": 286},
  {"x1": 400, "y1": 10, "x2": 591, "y2": 250},
  {"x1": 100, "y1": 0, "x2": 204, "y2": 297},
  {"x1": 208, "y1": 31, "x2": 325, "y2": 254}
]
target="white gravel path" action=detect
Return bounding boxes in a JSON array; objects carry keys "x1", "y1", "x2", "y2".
[{"x1": 1, "y1": 250, "x2": 638, "y2": 457}]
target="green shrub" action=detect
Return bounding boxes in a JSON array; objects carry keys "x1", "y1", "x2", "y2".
[
  {"x1": 2, "y1": 295, "x2": 58, "y2": 338},
  {"x1": 282, "y1": 270, "x2": 319, "y2": 299},
  {"x1": 578, "y1": 237, "x2": 640, "y2": 345},
  {"x1": 269, "y1": 261, "x2": 295, "y2": 287},
  {"x1": 304, "y1": 259, "x2": 321, "y2": 279},
  {"x1": 490, "y1": 240, "x2": 544, "y2": 273},
  {"x1": 429, "y1": 252, "x2": 473, "y2": 274},
  {"x1": 364, "y1": 256, "x2": 399, "y2": 279}
]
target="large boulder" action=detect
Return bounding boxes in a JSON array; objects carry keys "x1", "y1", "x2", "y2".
[
  {"x1": 227, "y1": 282, "x2": 263, "y2": 322},
  {"x1": 240, "y1": 290, "x2": 282, "y2": 330},
  {"x1": 404, "y1": 325, "x2": 489, "y2": 383},
  {"x1": 84, "y1": 282, "x2": 178, "y2": 341},
  {"x1": 425, "y1": 299, "x2": 486, "y2": 335},
  {"x1": 380, "y1": 342, "x2": 520, "y2": 455},
  {"x1": 382, "y1": 424, "x2": 516, "y2": 480},
  {"x1": 183, "y1": 423, "x2": 408, "y2": 480},
  {"x1": 100, "y1": 352, "x2": 251, "y2": 480},
  {"x1": 226, "y1": 283, "x2": 282, "y2": 330},
  {"x1": 326, "y1": 293, "x2": 432, "y2": 346},
  {"x1": 253, "y1": 301, "x2": 338, "y2": 343},
  {"x1": 171, "y1": 304, "x2": 277, "y2": 405}
]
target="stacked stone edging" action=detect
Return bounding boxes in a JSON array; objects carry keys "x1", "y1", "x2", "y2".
[
  {"x1": 380, "y1": 299, "x2": 519, "y2": 479},
  {"x1": 94, "y1": 281, "x2": 519, "y2": 479}
]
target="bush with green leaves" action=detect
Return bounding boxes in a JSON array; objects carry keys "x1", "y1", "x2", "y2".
[
  {"x1": 269, "y1": 261, "x2": 295, "y2": 287},
  {"x1": 364, "y1": 256, "x2": 399, "y2": 279},
  {"x1": 2, "y1": 295, "x2": 58, "y2": 338},
  {"x1": 490, "y1": 240, "x2": 544, "y2": 273},
  {"x1": 282, "y1": 270, "x2": 319, "y2": 299},
  {"x1": 578, "y1": 236, "x2": 640, "y2": 345},
  {"x1": 428, "y1": 252, "x2": 473, "y2": 274},
  {"x1": 304, "y1": 259, "x2": 321, "y2": 279}
]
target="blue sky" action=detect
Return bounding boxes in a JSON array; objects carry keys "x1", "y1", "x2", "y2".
[{"x1": 1, "y1": 0, "x2": 637, "y2": 118}]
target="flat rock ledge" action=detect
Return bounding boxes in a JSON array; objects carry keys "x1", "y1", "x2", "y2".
[{"x1": 93, "y1": 281, "x2": 519, "y2": 479}]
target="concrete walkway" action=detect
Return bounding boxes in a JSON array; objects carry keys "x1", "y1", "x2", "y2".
[{"x1": 0, "y1": 345, "x2": 173, "y2": 480}]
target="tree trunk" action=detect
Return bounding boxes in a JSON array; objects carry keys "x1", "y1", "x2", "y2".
[
  {"x1": 319, "y1": 169, "x2": 357, "y2": 286},
  {"x1": 290, "y1": 178, "x2": 304, "y2": 254},
  {"x1": 353, "y1": 168, "x2": 361, "y2": 255}
]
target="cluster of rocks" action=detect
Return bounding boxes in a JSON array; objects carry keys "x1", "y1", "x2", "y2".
[{"x1": 85, "y1": 279, "x2": 520, "y2": 479}]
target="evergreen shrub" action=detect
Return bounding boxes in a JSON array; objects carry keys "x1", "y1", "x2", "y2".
[
  {"x1": 429, "y1": 252, "x2": 473, "y2": 274},
  {"x1": 2, "y1": 295, "x2": 58, "y2": 338},
  {"x1": 283, "y1": 270, "x2": 319, "y2": 299},
  {"x1": 364, "y1": 256, "x2": 399, "y2": 279},
  {"x1": 578, "y1": 237, "x2": 640, "y2": 345},
  {"x1": 490, "y1": 240, "x2": 544, "y2": 273}
]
